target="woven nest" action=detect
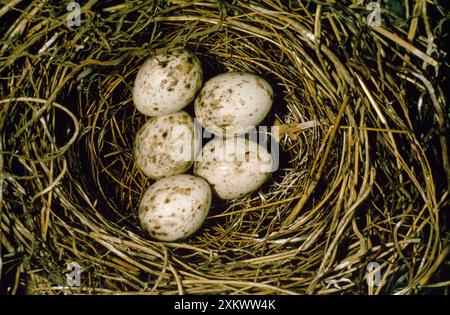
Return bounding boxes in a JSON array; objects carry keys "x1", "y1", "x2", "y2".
[{"x1": 1, "y1": 0, "x2": 449, "y2": 295}]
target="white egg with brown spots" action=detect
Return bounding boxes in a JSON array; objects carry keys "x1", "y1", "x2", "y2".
[
  {"x1": 194, "y1": 72, "x2": 273, "y2": 137},
  {"x1": 194, "y1": 137, "x2": 272, "y2": 200},
  {"x1": 139, "y1": 174, "x2": 212, "y2": 241},
  {"x1": 134, "y1": 111, "x2": 200, "y2": 179},
  {"x1": 133, "y1": 49, "x2": 203, "y2": 116}
]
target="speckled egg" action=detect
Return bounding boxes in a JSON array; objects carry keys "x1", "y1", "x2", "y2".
[
  {"x1": 134, "y1": 111, "x2": 201, "y2": 179},
  {"x1": 194, "y1": 137, "x2": 272, "y2": 200},
  {"x1": 133, "y1": 49, "x2": 203, "y2": 116},
  {"x1": 139, "y1": 174, "x2": 212, "y2": 241},
  {"x1": 194, "y1": 72, "x2": 273, "y2": 137}
]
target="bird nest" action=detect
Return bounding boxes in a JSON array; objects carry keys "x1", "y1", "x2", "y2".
[{"x1": 0, "y1": 0, "x2": 449, "y2": 295}]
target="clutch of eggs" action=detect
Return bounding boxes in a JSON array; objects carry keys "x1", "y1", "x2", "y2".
[
  {"x1": 133, "y1": 49, "x2": 203, "y2": 116},
  {"x1": 139, "y1": 174, "x2": 211, "y2": 241},
  {"x1": 132, "y1": 49, "x2": 277, "y2": 241},
  {"x1": 194, "y1": 137, "x2": 273, "y2": 200},
  {"x1": 195, "y1": 72, "x2": 273, "y2": 137}
]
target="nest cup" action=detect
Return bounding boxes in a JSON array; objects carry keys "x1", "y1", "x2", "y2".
[{"x1": 0, "y1": 1, "x2": 449, "y2": 294}]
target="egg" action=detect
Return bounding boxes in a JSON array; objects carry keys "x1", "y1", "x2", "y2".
[
  {"x1": 194, "y1": 137, "x2": 272, "y2": 200},
  {"x1": 194, "y1": 72, "x2": 273, "y2": 137},
  {"x1": 133, "y1": 49, "x2": 203, "y2": 116},
  {"x1": 134, "y1": 111, "x2": 200, "y2": 179},
  {"x1": 139, "y1": 174, "x2": 212, "y2": 241}
]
